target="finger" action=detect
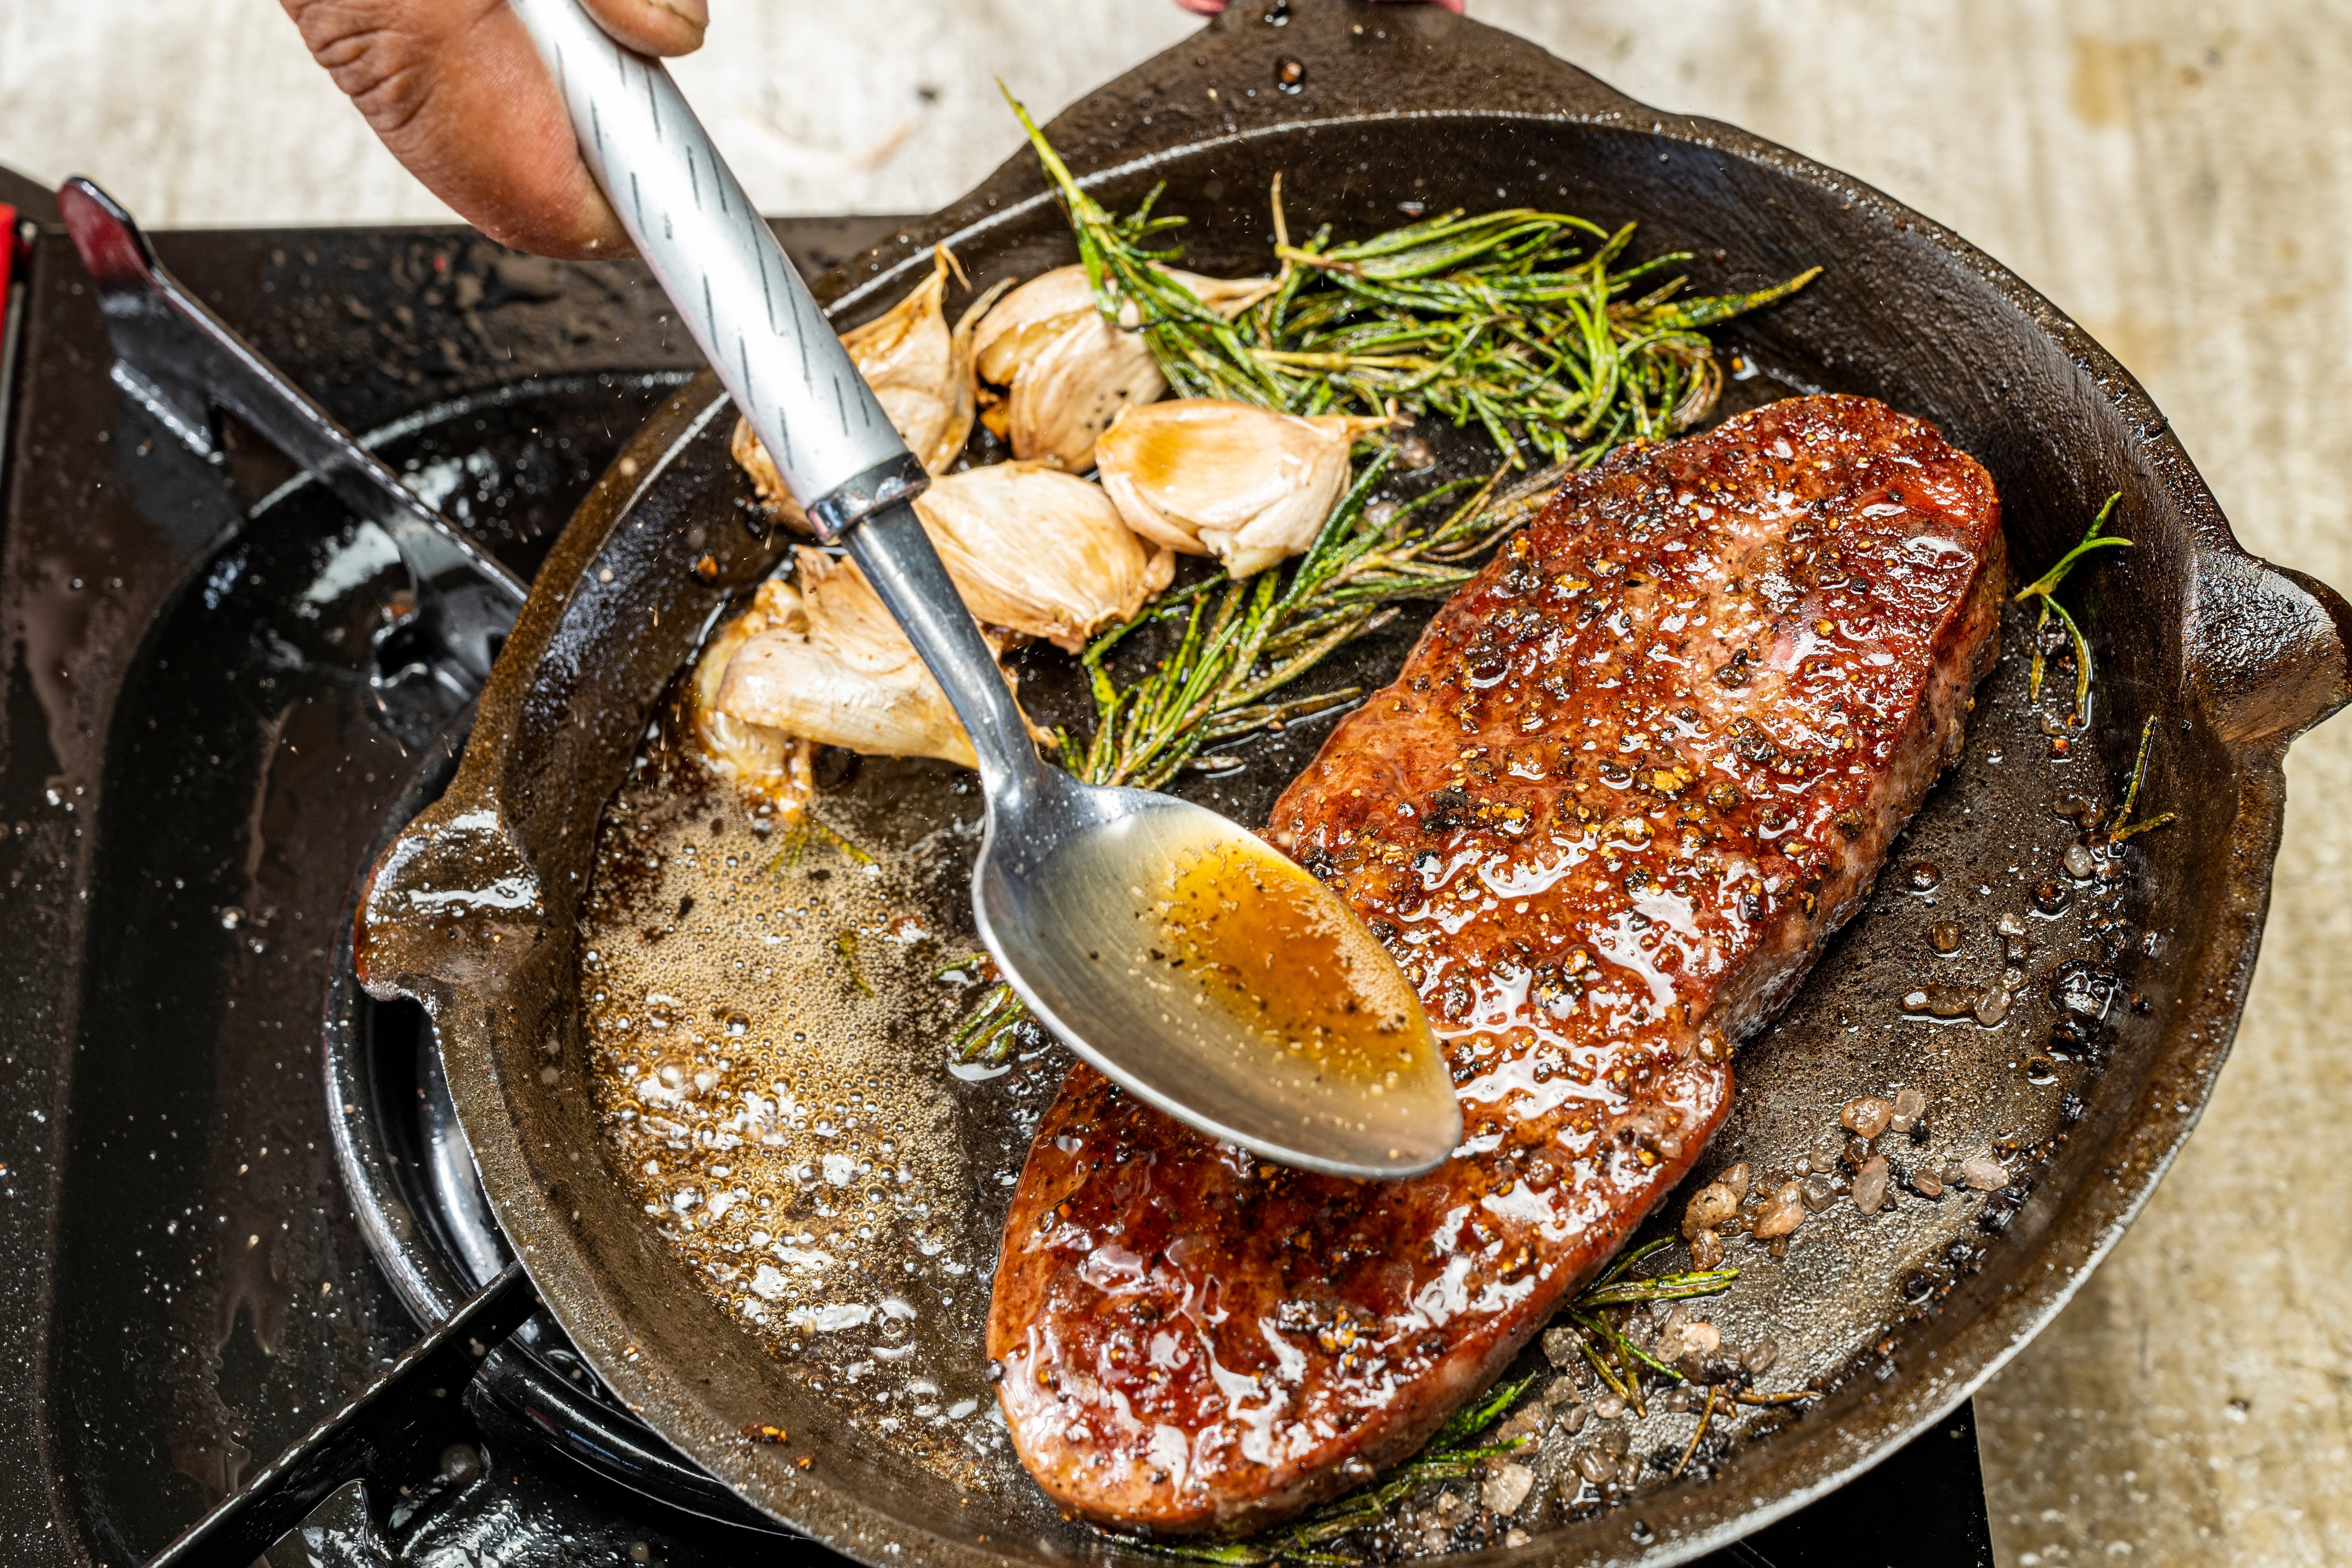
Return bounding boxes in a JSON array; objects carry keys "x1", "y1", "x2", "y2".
[
  {"x1": 284, "y1": 0, "x2": 630, "y2": 258},
  {"x1": 579, "y1": 0, "x2": 708, "y2": 56}
]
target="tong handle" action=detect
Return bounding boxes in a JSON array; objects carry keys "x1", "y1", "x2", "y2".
[
  {"x1": 54, "y1": 178, "x2": 526, "y2": 692},
  {"x1": 508, "y1": 0, "x2": 926, "y2": 542}
]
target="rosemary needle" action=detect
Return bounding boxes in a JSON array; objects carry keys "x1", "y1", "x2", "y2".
[
  {"x1": 1672, "y1": 1385, "x2": 1718, "y2": 1480},
  {"x1": 2106, "y1": 715, "x2": 2178, "y2": 844}
]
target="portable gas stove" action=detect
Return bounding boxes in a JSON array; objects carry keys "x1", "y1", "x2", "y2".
[{"x1": 0, "y1": 166, "x2": 1993, "y2": 1568}]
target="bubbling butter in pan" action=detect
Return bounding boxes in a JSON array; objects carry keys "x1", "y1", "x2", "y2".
[{"x1": 578, "y1": 745, "x2": 1034, "y2": 1485}]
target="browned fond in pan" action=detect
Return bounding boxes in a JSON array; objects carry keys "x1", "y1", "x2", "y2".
[{"x1": 354, "y1": 3, "x2": 2352, "y2": 1563}]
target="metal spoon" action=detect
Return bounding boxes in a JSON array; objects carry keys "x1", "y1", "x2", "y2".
[{"x1": 509, "y1": 0, "x2": 1460, "y2": 1177}]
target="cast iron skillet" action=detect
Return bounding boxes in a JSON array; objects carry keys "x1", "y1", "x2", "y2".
[{"x1": 355, "y1": 3, "x2": 2352, "y2": 1562}]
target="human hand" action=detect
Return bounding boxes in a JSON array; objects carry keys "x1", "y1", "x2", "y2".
[{"x1": 282, "y1": 0, "x2": 709, "y2": 257}]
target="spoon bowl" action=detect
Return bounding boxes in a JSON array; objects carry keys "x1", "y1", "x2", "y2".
[
  {"x1": 972, "y1": 764, "x2": 1462, "y2": 1178},
  {"x1": 847, "y1": 505, "x2": 1461, "y2": 1178}
]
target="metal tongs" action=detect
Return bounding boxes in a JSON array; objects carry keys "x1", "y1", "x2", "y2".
[{"x1": 55, "y1": 178, "x2": 524, "y2": 700}]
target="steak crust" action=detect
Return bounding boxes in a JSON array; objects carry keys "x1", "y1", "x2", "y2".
[{"x1": 987, "y1": 396, "x2": 2003, "y2": 1534}]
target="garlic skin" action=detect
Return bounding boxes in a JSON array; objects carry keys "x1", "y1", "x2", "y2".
[
  {"x1": 971, "y1": 265, "x2": 1274, "y2": 472},
  {"x1": 690, "y1": 579, "x2": 815, "y2": 809},
  {"x1": 731, "y1": 247, "x2": 1008, "y2": 527},
  {"x1": 711, "y1": 548, "x2": 1018, "y2": 769},
  {"x1": 731, "y1": 416, "x2": 802, "y2": 526},
  {"x1": 914, "y1": 464, "x2": 1174, "y2": 653},
  {"x1": 1095, "y1": 398, "x2": 1389, "y2": 578}
]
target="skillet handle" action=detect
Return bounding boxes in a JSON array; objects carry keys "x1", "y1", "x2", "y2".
[{"x1": 2186, "y1": 550, "x2": 2352, "y2": 747}]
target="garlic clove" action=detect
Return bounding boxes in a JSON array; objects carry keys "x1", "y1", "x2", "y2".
[
  {"x1": 971, "y1": 265, "x2": 1275, "y2": 472},
  {"x1": 689, "y1": 578, "x2": 815, "y2": 808},
  {"x1": 711, "y1": 549, "x2": 1023, "y2": 769},
  {"x1": 839, "y1": 247, "x2": 962, "y2": 472},
  {"x1": 1096, "y1": 398, "x2": 1389, "y2": 578},
  {"x1": 1005, "y1": 315, "x2": 1167, "y2": 473},
  {"x1": 914, "y1": 463, "x2": 1174, "y2": 653},
  {"x1": 971, "y1": 265, "x2": 1100, "y2": 390},
  {"x1": 731, "y1": 246, "x2": 1008, "y2": 528}
]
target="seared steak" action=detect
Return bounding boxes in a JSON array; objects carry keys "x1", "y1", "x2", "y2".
[{"x1": 987, "y1": 395, "x2": 2004, "y2": 1533}]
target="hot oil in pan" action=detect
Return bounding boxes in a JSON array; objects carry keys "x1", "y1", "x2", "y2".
[{"x1": 580, "y1": 742, "x2": 1029, "y2": 1488}]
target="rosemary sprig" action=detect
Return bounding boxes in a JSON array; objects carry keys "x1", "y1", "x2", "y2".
[
  {"x1": 1003, "y1": 89, "x2": 1819, "y2": 470},
  {"x1": 1573, "y1": 1267, "x2": 1743, "y2": 1311},
  {"x1": 1262, "y1": 209, "x2": 1817, "y2": 467},
  {"x1": 2106, "y1": 715, "x2": 2177, "y2": 844},
  {"x1": 1002, "y1": 87, "x2": 1285, "y2": 408},
  {"x1": 2015, "y1": 491, "x2": 2134, "y2": 724},
  {"x1": 1117, "y1": 1376, "x2": 1542, "y2": 1566}
]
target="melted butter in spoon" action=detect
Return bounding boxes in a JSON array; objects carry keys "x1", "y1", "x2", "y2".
[{"x1": 1152, "y1": 840, "x2": 1435, "y2": 1095}]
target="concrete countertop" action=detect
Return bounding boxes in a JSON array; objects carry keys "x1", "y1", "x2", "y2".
[{"x1": 3, "y1": 2, "x2": 2344, "y2": 1563}]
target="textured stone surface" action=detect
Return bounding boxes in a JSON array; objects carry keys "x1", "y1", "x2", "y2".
[{"x1": 3, "y1": 3, "x2": 2347, "y2": 1563}]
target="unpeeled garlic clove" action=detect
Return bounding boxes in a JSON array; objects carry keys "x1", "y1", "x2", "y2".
[
  {"x1": 999, "y1": 316, "x2": 1164, "y2": 476},
  {"x1": 690, "y1": 578, "x2": 816, "y2": 808},
  {"x1": 711, "y1": 548, "x2": 1020, "y2": 769},
  {"x1": 731, "y1": 246, "x2": 1009, "y2": 529},
  {"x1": 1095, "y1": 398, "x2": 1389, "y2": 578},
  {"x1": 914, "y1": 463, "x2": 1174, "y2": 653},
  {"x1": 971, "y1": 265, "x2": 1274, "y2": 472}
]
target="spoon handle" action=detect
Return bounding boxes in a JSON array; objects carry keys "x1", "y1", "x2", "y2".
[
  {"x1": 847, "y1": 505, "x2": 1046, "y2": 797},
  {"x1": 509, "y1": 0, "x2": 919, "y2": 540},
  {"x1": 510, "y1": 0, "x2": 1043, "y2": 789}
]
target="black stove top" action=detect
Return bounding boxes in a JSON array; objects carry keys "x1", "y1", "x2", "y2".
[{"x1": 0, "y1": 168, "x2": 1991, "y2": 1568}]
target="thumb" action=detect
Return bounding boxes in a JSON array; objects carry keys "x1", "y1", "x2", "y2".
[{"x1": 578, "y1": 0, "x2": 709, "y2": 56}]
